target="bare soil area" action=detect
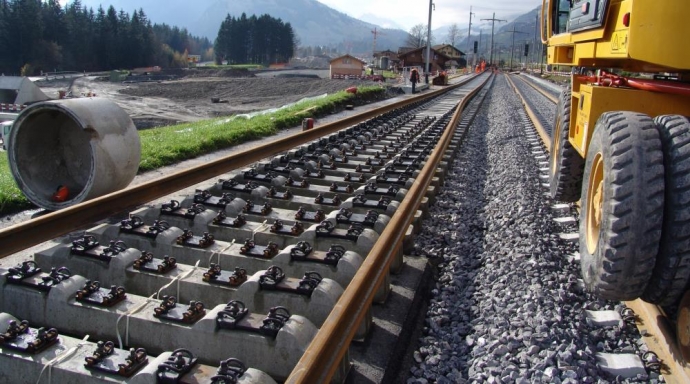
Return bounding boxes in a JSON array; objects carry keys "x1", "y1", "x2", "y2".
[{"x1": 35, "y1": 68, "x2": 373, "y2": 129}]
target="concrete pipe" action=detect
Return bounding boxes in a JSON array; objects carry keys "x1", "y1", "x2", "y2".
[{"x1": 8, "y1": 98, "x2": 140, "y2": 211}]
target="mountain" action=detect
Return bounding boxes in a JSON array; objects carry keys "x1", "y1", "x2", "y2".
[
  {"x1": 78, "y1": 0, "x2": 410, "y2": 53},
  {"x1": 458, "y1": 7, "x2": 543, "y2": 63},
  {"x1": 358, "y1": 13, "x2": 404, "y2": 30},
  {"x1": 76, "y1": 0, "x2": 541, "y2": 59},
  {"x1": 196, "y1": 0, "x2": 409, "y2": 50},
  {"x1": 432, "y1": 24, "x2": 470, "y2": 47}
]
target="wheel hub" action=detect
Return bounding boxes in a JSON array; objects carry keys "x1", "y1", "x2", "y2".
[{"x1": 586, "y1": 153, "x2": 604, "y2": 254}]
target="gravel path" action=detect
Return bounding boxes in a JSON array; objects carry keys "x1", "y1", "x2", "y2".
[
  {"x1": 511, "y1": 75, "x2": 557, "y2": 135},
  {"x1": 520, "y1": 74, "x2": 564, "y2": 96},
  {"x1": 407, "y1": 75, "x2": 659, "y2": 383}
]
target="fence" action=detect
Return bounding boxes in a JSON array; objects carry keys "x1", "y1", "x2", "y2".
[
  {"x1": 41, "y1": 71, "x2": 84, "y2": 81},
  {"x1": 0, "y1": 104, "x2": 26, "y2": 112}
]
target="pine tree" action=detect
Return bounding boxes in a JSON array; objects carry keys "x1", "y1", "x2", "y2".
[
  {"x1": 13, "y1": 0, "x2": 44, "y2": 73},
  {"x1": 214, "y1": 12, "x2": 296, "y2": 66},
  {"x1": 0, "y1": 0, "x2": 11, "y2": 72}
]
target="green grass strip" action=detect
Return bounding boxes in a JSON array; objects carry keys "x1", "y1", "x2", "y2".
[
  {"x1": 0, "y1": 86, "x2": 385, "y2": 215},
  {"x1": 0, "y1": 155, "x2": 30, "y2": 213}
]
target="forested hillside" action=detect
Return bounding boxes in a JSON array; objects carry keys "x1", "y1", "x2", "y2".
[
  {"x1": 214, "y1": 13, "x2": 294, "y2": 65},
  {"x1": 0, "y1": 0, "x2": 212, "y2": 75},
  {"x1": 79, "y1": 0, "x2": 409, "y2": 52}
]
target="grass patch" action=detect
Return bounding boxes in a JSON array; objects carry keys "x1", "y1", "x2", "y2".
[
  {"x1": 0, "y1": 86, "x2": 386, "y2": 214},
  {"x1": 138, "y1": 86, "x2": 382, "y2": 171},
  {"x1": 0, "y1": 155, "x2": 31, "y2": 213},
  {"x1": 381, "y1": 70, "x2": 400, "y2": 79}
]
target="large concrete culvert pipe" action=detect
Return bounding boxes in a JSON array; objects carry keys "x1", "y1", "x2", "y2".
[{"x1": 8, "y1": 98, "x2": 140, "y2": 211}]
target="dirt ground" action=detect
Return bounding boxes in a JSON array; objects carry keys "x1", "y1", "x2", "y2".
[{"x1": 34, "y1": 69, "x2": 377, "y2": 129}]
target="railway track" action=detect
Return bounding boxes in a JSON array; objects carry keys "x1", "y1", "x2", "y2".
[
  {"x1": 0, "y1": 73, "x2": 493, "y2": 383},
  {"x1": 6, "y1": 70, "x2": 682, "y2": 383},
  {"x1": 508, "y1": 73, "x2": 690, "y2": 384}
]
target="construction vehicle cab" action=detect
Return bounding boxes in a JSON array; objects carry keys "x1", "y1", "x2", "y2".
[{"x1": 542, "y1": 0, "x2": 690, "y2": 349}]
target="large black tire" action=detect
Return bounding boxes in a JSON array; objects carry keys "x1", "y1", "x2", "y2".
[
  {"x1": 642, "y1": 115, "x2": 690, "y2": 305},
  {"x1": 549, "y1": 90, "x2": 584, "y2": 202},
  {"x1": 579, "y1": 111, "x2": 665, "y2": 301}
]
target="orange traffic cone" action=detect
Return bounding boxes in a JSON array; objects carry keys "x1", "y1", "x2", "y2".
[{"x1": 52, "y1": 185, "x2": 69, "y2": 202}]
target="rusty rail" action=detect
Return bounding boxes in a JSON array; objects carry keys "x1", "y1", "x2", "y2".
[
  {"x1": 0, "y1": 76, "x2": 480, "y2": 258},
  {"x1": 285, "y1": 73, "x2": 492, "y2": 383},
  {"x1": 515, "y1": 74, "x2": 559, "y2": 103},
  {"x1": 506, "y1": 74, "x2": 552, "y2": 152}
]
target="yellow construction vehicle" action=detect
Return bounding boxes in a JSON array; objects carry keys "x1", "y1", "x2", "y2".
[{"x1": 542, "y1": 0, "x2": 690, "y2": 311}]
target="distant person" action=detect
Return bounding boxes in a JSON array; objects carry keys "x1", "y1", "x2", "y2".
[{"x1": 410, "y1": 68, "x2": 420, "y2": 94}]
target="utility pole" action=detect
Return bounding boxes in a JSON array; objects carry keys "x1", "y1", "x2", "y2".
[
  {"x1": 466, "y1": 6, "x2": 475, "y2": 69},
  {"x1": 506, "y1": 24, "x2": 528, "y2": 71},
  {"x1": 475, "y1": 29, "x2": 482, "y2": 68},
  {"x1": 478, "y1": 29, "x2": 482, "y2": 59},
  {"x1": 425, "y1": 0, "x2": 435, "y2": 83},
  {"x1": 541, "y1": 42, "x2": 546, "y2": 75},
  {"x1": 481, "y1": 13, "x2": 506, "y2": 66},
  {"x1": 533, "y1": 13, "x2": 539, "y2": 71},
  {"x1": 371, "y1": 28, "x2": 385, "y2": 63}
]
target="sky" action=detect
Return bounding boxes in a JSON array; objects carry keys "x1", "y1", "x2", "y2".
[
  {"x1": 57, "y1": 0, "x2": 541, "y2": 33},
  {"x1": 318, "y1": 0, "x2": 541, "y2": 31}
]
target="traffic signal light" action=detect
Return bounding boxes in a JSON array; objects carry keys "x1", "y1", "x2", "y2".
[
  {"x1": 524, "y1": 44, "x2": 529, "y2": 57},
  {"x1": 473, "y1": 41, "x2": 478, "y2": 53}
]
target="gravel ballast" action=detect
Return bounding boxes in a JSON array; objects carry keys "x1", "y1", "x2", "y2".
[{"x1": 406, "y1": 75, "x2": 660, "y2": 384}]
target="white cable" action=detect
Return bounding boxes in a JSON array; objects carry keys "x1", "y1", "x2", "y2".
[
  {"x1": 116, "y1": 295, "x2": 154, "y2": 350},
  {"x1": 252, "y1": 220, "x2": 268, "y2": 241},
  {"x1": 177, "y1": 260, "x2": 200, "y2": 298},
  {"x1": 155, "y1": 260, "x2": 200, "y2": 300},
  {"x1": 209, "y1": 240, "x2": 235, "y2": 266},
  {"x1": 36, "y1": 334, "x2": 90, "y2": 384}
]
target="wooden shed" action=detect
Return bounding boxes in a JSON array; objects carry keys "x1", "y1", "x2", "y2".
[
  {"x1": 397, "y1": 47, "x2": 451, "y2": 73},
  {"x1": 329, "y1": 54, "x2": 366, "y2": 79},
  {"x1": 432, "y1": 44, "x2": 465, "y2": 60}
]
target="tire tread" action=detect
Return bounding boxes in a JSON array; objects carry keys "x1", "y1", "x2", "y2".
[
  {"x1": 642, "y1": 115, "x2": 690, "y2": 305},
  {"x1": 549, "y1": 90, "x2": 584, "y2": 202},
  {"x1": 580, "y1": 111, "x2": 664, "y2": 300}
]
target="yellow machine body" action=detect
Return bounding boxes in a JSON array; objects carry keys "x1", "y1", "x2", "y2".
[
  {"x1": 569, "y1": 81, "x2": 690, "y2": 156},
  {"x1": 543, "y1": 0, "x2": 690, "y2": 73},
  {"x1": 541, "y1": 0, "x2": 690, "y2": 155}
]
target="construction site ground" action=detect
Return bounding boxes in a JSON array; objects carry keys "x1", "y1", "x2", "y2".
[
  {"x1": 34, "y1": 68, "x2": 397, "y2": 129},
  {"x1": 0, "y1": 68, "x2": 421, "y2": 230}
]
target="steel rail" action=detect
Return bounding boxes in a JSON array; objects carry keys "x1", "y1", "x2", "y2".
[
  {"x1": 506, "y1": 74, "x2": 551, "y2": 152},
  {"x1": 511, "y1": 72, "x2": 690, "y2": 384},
  {"x1": 285, "y1": 73, "x2": 493, "y2": 383},
  {"x1": 0, "y1": 76, "x2": 479, "y2": 258},
  {"x1": 623, "y1": 300, "x2": 690, "y2": 383},
  {"x1": 514, "y1": 74, "x2": 559, "y2": 103}
]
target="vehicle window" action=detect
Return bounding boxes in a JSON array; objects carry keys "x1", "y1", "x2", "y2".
[{"x1": 553, "y1": 0, "x2": 572, "y2": 35}]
